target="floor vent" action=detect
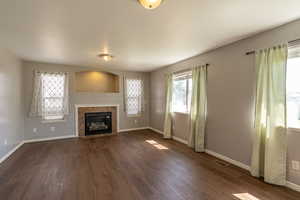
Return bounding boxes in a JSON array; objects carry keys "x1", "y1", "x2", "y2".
[{"x1": 215, "y1": 160, "x2": 230, "y2": 167}]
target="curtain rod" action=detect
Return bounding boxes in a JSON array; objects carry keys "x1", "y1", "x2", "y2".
[
  {"x1": 245, "y1": 38, "x2": 300, "y2": 55},
  {"x1": 172, "y1": 63, "x2": 210, "y2": 75}
]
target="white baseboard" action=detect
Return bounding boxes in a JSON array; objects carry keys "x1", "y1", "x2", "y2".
[
  {"x1": 286, "y1": 181, "x2": 300, "y2": 192},
  {"x1": 205, "y1": 149, "x2": 251, "y2": 171},
  {"x1": 145, "y1": 126, "x2": 300, "y2": 193},
  {"x1": 118, "y1": 127, "x2": 149, "y2": 133},
  {"x1": 205, "y1": 149, "x2": 300, "y2": 192},
  {"x1": 0, "y1": 141, "x2": 24, "y2": 164},
  {"x1": 172, "y1": 136, "x2": 188, "y2": 144},
  {"x1": 148, "y1": 127, "x2": 164, "y2": 135},
  {"x1": 148, "y1": 126, "x2": 250, "y2": 170},
  {"x1": 0, "y1": 128, "x2": 149, "y2": 164},
  {"x1": 149, "y1": 127, "x2": 251, "y2": 172},
  {"x1": 148, "y1": 127, "x2": 188, "y2": 144},
  {"x1": 24, "y1": 135, "x2": 77, "y2": 143},
  {"x1": 1, "y1": 128, "x2": 299, "y2": 193}
]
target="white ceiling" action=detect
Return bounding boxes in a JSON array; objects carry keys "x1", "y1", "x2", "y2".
[{"x1": 1, "y1": 0, "x2": 300, "y2": 71}]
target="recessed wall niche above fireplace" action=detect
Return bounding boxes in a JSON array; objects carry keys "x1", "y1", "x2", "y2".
[
  {"x1": 75, "y1": 71, "x2": 119, "y2": 93},
  {"x1": 75, "y1": 105, "x2": 118, "y2": 137}
]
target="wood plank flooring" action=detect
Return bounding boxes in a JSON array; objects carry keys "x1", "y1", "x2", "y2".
[{"x1": 0, "y1": 129, "x2": 299, "y2": 200}]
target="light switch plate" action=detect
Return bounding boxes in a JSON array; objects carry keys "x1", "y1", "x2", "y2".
[
  {"x1": 50, "y1": 127, "x2": 56, "y2": 132},
  {"x1": 292, "y1": 160, "x2": 300, "y2": 170},
  {"x1": 33, "y1": 128, "x2": 37, "y2": 133}
]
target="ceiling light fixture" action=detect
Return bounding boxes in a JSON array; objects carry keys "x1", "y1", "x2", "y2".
[
  {"x1": 98, "y1": 53, "x2": 114, "y2": 61},
  {"x1": 138, "y1": 0, "x2": 162, "y2": 10}
]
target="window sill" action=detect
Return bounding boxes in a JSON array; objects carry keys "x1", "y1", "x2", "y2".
[
  {"x1": 127, "y1": 114, "x2": 141, "y2": 118},
  {"x1": 41, "y1": 119, "x2": 66, "y2": 124},
  {"x1": 288, "y1": 127, "x2": 300, "y2": 132},
  {"x1": 172, "y1": 112, "x2": 189, "y2": 115}
]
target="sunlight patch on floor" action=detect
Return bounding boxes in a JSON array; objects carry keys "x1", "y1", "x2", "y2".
[
  {"x1": 146, "y1": 140, "x2": 168, "y2": 150},
  {"x1": 233, "y1": 193, "x2": 260, "y2": 200}
]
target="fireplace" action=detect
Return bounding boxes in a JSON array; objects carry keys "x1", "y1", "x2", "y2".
[
  {"x1": 76, "y1": 105, "x2": 117, "y2": 137},
  {"x1": 85, "y1": 112, "x2": 112, "y2": 136}
]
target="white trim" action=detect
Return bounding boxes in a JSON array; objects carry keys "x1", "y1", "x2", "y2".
[
  {"x1": 74, "y1": 104, "x2": 120, "y2": 136},
  {"x1": 148, "y1": 127, "x2": 251, "y2": 171},
  {"x1": 172, "y1": 136, "x2": 188, "y2": 144},
  {"x1": 173, "y1": 112, "x2": 189, "y2": 115},
  {"x1": 286, "y1": 181, "x2": 300, "y2": 192},
  {"x1": 41, "y1": 119, "x2": 67, "y2": 124},
  {"x1": 119, "y1": 127, "x2": 149, "y2": 133},
  {"x1": 205, "y1": 149, "x2": 251, "y2": 171},
  {"x1": 148, "y1": 127, "x2": 189, "y2": 144},
  {"x1": 127, "y1": 114, "x2": 142, "y2": 118},
  {"x1": 148, "y1": 124, "x2": 300, "y2": 194},
  {"x1": 204, "y1": 149, "x2": 300, "y2": 193},
  {"x1": 148, "y1": 127, "x2": 164, "y2": 135},
  {"x1": 24, "y1": 135, "x2": 76, "y2": 143},
  {"x1": 1, "y1": 129, "x2": 300, "y2": 193},
  {"x1": 288, "y1": 127, "x2": 300, "y2": 133},
  {"x1": 0, "y1": 141, "x2": 24, "y2": 164}
]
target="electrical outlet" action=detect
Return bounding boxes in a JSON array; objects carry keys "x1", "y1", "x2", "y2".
[
  {"x1": 50, "y1": 127, "x2": 56, "y2": 132},
  {"x1": 292, "y1": 160, "x2": 300, "y2": 170},
  {"x1": 33, "y1": 128, "x2": 37, "y2": 133},
  {"x1": 4, "y1": 139, "x2": 7, "y2": 145},
  {"x1": 134, "y1": 119, "x2": 138, "y2": 124}
]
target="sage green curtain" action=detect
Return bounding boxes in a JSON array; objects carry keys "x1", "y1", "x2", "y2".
[
  {"x1": 188, "y1": 65, "x2": 207, "y2": 152},
  {"x1": 251, "y1": 44, "x2": 288, "y2": 186},
  {"x1": 163, "y1": 74, "x2": 173, "y2": 139}
]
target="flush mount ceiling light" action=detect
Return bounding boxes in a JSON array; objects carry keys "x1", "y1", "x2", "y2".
[
  {"x1": 98, "y1": 53, "x2": 114, "y2": 61},
  {"x1": 138, "y1": 0, "x2": 163, "y2": 9}
]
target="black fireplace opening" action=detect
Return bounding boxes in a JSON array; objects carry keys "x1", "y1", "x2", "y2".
[{"x1": 85, "y1": 112, "x2": 112, "y2": 136}]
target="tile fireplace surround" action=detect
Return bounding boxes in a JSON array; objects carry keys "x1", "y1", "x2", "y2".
[{"x1": 75, "y1": 104, "x2": 120, "y2": 137}]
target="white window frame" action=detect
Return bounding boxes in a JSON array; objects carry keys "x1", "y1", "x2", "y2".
[
  {"x1": 172, "y1": 70, "x2": 192, "y2": 114},
  {"x1": 124, "y1": 77, "x2": 144, "y2": 117},
  {"x1": 40, "y1": 72, "x2": 68, "y2": 123},
  {"x1": 287, "y1": 44, "x2": 300, "y2": 131}
]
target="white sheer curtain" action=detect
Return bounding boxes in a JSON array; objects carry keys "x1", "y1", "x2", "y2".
[
  {"x1": 163, "y1": 74, "x2": 173, "y2": 139},
  {"x1": 251, "y1": 44, "x2": 288, "y2": 185},
  {"x1": 188, "y1": 65, "x2": 207, "y2": 152},
  {"x1": 29, "y1": 71, "x2": 69, "y2": 119}
]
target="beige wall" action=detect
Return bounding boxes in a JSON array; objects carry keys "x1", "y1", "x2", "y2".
[
  {"x1": 150, "y1": 19, "x2": 300, "y2": 185},
  {"x1": 23, "y1": 61, "x2": 150, "y2": 140},
  {"x1": 172, "y1": 113, "x2": 189, "y2": 141},
  {"x1": 0, "y1": 49, "x2": 24, "y2": 160}
]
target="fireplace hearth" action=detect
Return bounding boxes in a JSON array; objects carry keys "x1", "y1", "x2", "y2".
[{"x1": 85, "y1": 112, "x2": 112, "y2": 136}]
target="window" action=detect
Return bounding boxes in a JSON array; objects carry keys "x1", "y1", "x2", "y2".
[
  {"x1": 125, "y1": 78, "x2": 144, "y2": 116},
  {"x1": 30, "y1": 71, "x2": 69, "y2": 121},
  {"x1": 41, "y1": 73, "x2": 68, "y2": 120},
  {"x1": 287, "y1": 45, "x2": 300, "y2": 128},
  {"x1": 172, "y1": 71, "x2": 192, "y2": 113}
]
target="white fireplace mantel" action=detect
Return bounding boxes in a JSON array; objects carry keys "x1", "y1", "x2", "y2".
[{"x1": 74, "y1": 104, "x2": 120, "y2": 136}]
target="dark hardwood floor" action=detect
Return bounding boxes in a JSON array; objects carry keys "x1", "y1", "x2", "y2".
[{"x1": 0, "y1": 130, "x2": 299, "y2": 200}]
